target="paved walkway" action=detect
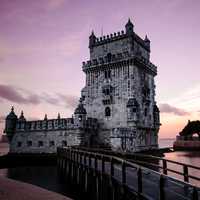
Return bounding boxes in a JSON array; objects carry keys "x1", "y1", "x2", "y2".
[{"x1": 0, "y1": 176, "x2": 72, "y2": 200}]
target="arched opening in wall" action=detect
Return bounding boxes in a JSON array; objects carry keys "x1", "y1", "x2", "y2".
[
  {"x1": 62, "y1": 140, "x2": 67, "y2": 146},
  {"x1": 27, "y1": 141, "x2": 32, "y2": 147},
  {"x1": 49, "y1": 141, "x2": 55, "y2": 147},
  {"x1": 17, "y1": 141, "x2": 22, "y2": 147},
  {"x1": 144, "y1": 108, "x2": 147, "y2": 116},
  {"x1": 38, "y1": 141, "x2": 43, "y2": 147},
  {"x1": 105, "y1": 107, "x2": 111, "y2": 117}
]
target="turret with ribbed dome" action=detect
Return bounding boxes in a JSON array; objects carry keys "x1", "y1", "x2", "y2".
[
  {"x1": 74, "y1": 98, "x2": 87, "y2": 115},
  {"x1": 18, "y1": 111, "x2": 26, "y2": 122},
  {"x1": 89, "y1": 30, "x2": 96, "y2": 48},
  {"x1": 4, "y1": 106, "x2": 18, "y2": 142},
  {"x1": 74, "y1": 98, "x2": 87, "y2": 127}
]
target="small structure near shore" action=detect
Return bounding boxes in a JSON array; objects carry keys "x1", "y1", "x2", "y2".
[{"x1": 173, "y1": 120, "x2": 200, "y2": 150}]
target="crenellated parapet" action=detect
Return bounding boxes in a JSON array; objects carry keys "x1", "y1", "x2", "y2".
[
  {"x1": 15, "y1": 116, "x2": 99, "y2": 132},
  {"x1": 89, "y1": 19, "x2": 150, "y2": 53},
  {"x1": 16, "y1": 117, "x2": 74, "y2": 132},
  {"x1": 93, "y1": 30, "x2": 126, "y2": 45},
  {"x1": 89, "y1": 31, "x2": 150, "y2": 51}
]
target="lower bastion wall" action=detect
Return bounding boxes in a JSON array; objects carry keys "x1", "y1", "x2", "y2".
[{"x1": 10, "y1": 129, "x2": 83, "y2": 153}]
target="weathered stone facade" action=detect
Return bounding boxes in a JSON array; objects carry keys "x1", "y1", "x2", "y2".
[
  {"x1": 4, "y1": 19, "x2": 160, "y2": 153},
  {"x1": 81, "y1": 19, "x2": 160, "y2": 151}
]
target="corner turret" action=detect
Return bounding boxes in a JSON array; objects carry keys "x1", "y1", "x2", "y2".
[
  {"x1": 17, "y1": 111, "x2": 26, "y2": 131},
  {"x1": 18, "y1": 111, "x2": 26, "y2": 122},
  {"x1": 125, "y1": 18, "x2": 134, "y2": 35},
  {"x1": 4, "y1": 106, "x2": 18, "y2": 142},
  {"x1": 144, "y1": 35, "x2": 150, "y2": 51},
  {"x1": 74, "y1": 98, "x2": 87, "y2": 127},
  {"x1": 89, "y1": 31, "x2": 96, "y2": 48}
]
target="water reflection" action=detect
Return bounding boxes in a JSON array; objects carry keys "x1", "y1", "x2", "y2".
[
  {"x1": 164, "y1": 151, "x2": 200, "y2": 186},
  {"x1": 0, "y1": 166, "x2": 76, "y2": 199}
]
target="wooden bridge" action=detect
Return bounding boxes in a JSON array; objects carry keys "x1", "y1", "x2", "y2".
[{"x1": 57, "y1": 147, "x2": 200, "y2": 200}]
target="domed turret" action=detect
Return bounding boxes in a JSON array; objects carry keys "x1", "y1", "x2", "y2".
[
  {"x1": 74, "y1": 100, "x2": 87, "y2": 115},
  {"x1": 125, "y1": 18, "x2": 134, "y2": 35},
  {"x1": 74, "y1": 98, "x2": 87, "y2": 127},
  {"x1": 6, "y1": 106, "x2": 17, "y2": 121},
  {"x1": 4, "y1": 106, "x2": 18, "y2": 142},
  {"x1": 18, "y1": 111, "x2": 26, "y2": 131},
  {"x1": 18, "y1": 111, "x2": 26, "y2": 122}
]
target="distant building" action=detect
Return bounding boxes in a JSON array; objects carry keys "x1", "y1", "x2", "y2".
[{"x1": 4, "y1": 19, "x2": 160, "y2": 153}]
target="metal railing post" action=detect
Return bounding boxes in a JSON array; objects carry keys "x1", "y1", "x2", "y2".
[
  {"x1": 163, "y1": 159, "x2": 167, "y2": 175},
  {"x1": 137, "y1": 167, "x2": 142, "y2": 197},
  {"x1": 122, "y1": 161, "x2": 126, "y2": 185},
  {"x1": 192, "y1": 187, "x2": 198, "y2": 200},
  {"x1": 89, "y1": 154, "x2": 92, "y2": 168},
  {"x1": 183, "y1": 165, "x2": 189, "y2": 182},
  {"x1": 159, "y1": 175, "x2": 165, "y2": 200},
  {"x1": 102, "y1": 156, "x2": 105, "y2": 173},
  {"x1": 95, "y1": 154, "x2": 98, "y2": 171},
  {"x1": 110, "y1": 157, "x2": 114, "y2": 177}
]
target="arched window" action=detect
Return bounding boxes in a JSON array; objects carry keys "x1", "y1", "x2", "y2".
[
  {"x1": 62, "y1": 140, "x2": 67, "y2": 146},
  {"x1": 105, "y1": 107, "x2": 111, "y2": 117}
]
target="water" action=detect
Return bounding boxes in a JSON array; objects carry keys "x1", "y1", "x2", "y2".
[
  {"x1": 1, "y1": 139, "x2": 200, "y2": 196},
  {"x1": 159, "y1": 138, "x2": 175, "y2": 148},
  {"x1": 0, "y1": 142, "x2": 9, "y2": 156},
  {"x1": 1, "y1": 166, "x2": 71, "y2": 196}
]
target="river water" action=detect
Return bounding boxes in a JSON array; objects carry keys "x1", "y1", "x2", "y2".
[{"x1": 0, "y1": 139, "x2": 200, "y2": 196}]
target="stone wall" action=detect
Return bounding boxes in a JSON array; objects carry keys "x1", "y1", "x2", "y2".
[{"x1": 10, "y1": 129, "x2": 83, "y2": 153}]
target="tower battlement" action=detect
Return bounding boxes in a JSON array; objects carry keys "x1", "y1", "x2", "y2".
[
  {"x1": 88, "y1": 19, "x2": 151, "y2": 63},
  {"x1": 90, "y1": 31, "x2": 150, "y2": 52}
]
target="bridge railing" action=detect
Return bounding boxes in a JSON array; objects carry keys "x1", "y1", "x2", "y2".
[
  {"x1": 70, "y1": 146, "x2": 200, "y2": 185},
  {"x1": 57, "y1": 147, "x2": 200, "y2": 200},
  {"x1": 126, "y1": 153, "x2": 200, "y2": 184}
]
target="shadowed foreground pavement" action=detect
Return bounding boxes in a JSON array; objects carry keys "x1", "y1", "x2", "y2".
[{"x1": 0, "y1": 176, "x2": 72, "y2": 200}]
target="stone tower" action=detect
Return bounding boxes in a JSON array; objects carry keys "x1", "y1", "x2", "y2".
[{"x1": 81, "y1": 19, "x2": 160, "y2": 151}]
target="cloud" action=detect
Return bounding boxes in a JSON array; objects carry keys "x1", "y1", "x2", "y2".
[
  {"x1": 46, "y1": 0, "x2": 66, "y2": 10},
  {"x1": 0, "y1": 84, "x2": 79, "y2": 111},
  {"x1": 0, "y1": 84, "x2": 41, "y2": 105},
  {"x1": 165, "y1": 84, "x2": 200, "y2": 111},
  {"x1": 159, "y1": 103, "x2": 190, "y2": 116},
  {"x1": 58, "y1": 94, "x2": 79, "y2": 110},
  {"x1": 41, "y1": 93, "x2": 60, "y2": 105}
]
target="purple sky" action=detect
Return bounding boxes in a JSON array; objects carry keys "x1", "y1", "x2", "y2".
[{"x1": 0, "y1": 0, "x2": 200, "y2": 138}]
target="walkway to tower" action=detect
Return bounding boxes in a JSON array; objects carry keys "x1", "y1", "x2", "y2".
[{"x1": 58, "y1": 147, "x2": 200, "y2": 200}]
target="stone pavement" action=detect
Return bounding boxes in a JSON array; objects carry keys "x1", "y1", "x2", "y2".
[{"x1": 0, "y1": 176, "x2": 72, "y2": 200}]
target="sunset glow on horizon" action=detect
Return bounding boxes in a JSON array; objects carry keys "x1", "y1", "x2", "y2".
[{"x1": 0, "y1": 0, "x2": 200, "y2": 139}]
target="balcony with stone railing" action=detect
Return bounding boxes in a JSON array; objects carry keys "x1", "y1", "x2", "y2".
[{"x1": 82, "y1": 52, "x2": 157, "y2": 75}]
